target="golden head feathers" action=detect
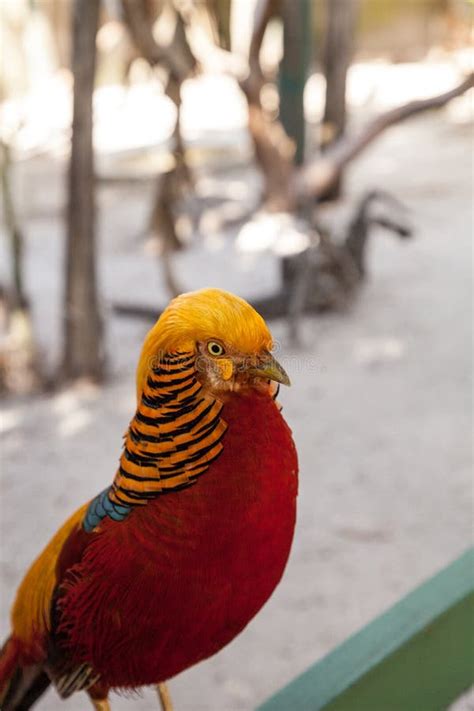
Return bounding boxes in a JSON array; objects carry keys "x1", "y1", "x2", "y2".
[{"x1": 136, "y1": 289, "x2": 273, "y2": 400}]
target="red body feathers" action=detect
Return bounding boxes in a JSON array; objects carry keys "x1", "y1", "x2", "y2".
[{"x1": 57, "y1": 390, "x2": 298, "y2": 688}]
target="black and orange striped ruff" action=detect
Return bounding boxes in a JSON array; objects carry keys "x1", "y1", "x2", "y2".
[{"x1": 84, "y1": 351, "x2": 227, "y2": 531}]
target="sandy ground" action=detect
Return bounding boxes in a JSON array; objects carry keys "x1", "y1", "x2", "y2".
[{"x1": 0, "y1": 99, "x2": 473, "y2": 709}]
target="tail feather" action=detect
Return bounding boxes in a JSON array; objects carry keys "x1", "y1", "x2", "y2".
[
  {"x1": 0, "y1": 639, "x2": 16, "y2": 683},
  {"x1": 0, "y1": 638, "x2": 50, "y2": 711}
]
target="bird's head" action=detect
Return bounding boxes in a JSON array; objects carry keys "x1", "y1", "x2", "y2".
[{"x1": 136, "y1": 288, "x2": 290, "y2": 400}]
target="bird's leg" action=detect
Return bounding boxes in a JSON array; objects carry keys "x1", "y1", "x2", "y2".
[
  {"x1": 88, "y1": 686, "x2": 111, "y2": 711},
  {"x1": 157, "y1": 682, "x2": 174, "y2": 711}
]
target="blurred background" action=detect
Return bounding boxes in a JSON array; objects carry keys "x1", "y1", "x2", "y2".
[{"x1": 0, "y1": 0, "x2": 472, "y2": 709}]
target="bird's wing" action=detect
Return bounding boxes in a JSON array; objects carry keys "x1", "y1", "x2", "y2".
[
  {"x1": 10, "y1": 502, "x2": 105, "y2": 698},
  {"x1": 10, "y1": 502, "x2": 89, "y2": 654}
]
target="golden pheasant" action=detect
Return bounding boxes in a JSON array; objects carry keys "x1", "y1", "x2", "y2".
[{"x1": 0, "y1": 288, "x2": 298, "y2": 710}]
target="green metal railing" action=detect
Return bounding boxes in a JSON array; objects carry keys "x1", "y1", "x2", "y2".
[{"x1": 257, "y1": 548, "x2": 474, "y2": 711}]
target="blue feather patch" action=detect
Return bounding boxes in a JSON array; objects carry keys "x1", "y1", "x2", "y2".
[{"x1": 83, "y1": 487, "x2": 131, "y2": 532}]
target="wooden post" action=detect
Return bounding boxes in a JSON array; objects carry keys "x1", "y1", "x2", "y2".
[
  {"x1": 279, "y1": 0, "x2": 311, "y2": 166},
  {"x1": 63, "y1": 0, "x2": 104, "y2": 382}
]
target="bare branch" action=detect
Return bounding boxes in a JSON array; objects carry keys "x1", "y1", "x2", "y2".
[
  {"x1": 296, "y1": 73, "x2": 474, "y2": 202},
  {"x1": 241, "y1": 0, "x2": 279, "y2": 104},
  {"x1": 121, "y1": 0, "x2": 194, "y2": 81},
  {"x1": 237, "y1": 0, "x2": 297, "y2": 209},
  {"x1": 245, "y1": 103, "x2": 294, "y2": 209},
  {"x1": 249, "y1": 0, "x2": 279, "y2": 72}
]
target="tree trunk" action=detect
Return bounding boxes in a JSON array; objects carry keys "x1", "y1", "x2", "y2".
[
  {"x1": 279, "y1": 0, "x2": 311, "y2": 166},
  {"x1": 0, "y1": 141, "x2": 43, "y2": 394},
  {"x1": 62, "y1": 0, "x2": 104, "y2": 382},
  {"x1": 1, "y1": 141, "x2": 26, "y2": 309},
  {"x1": 320, "y1": 0, "x2": 359, "y2": 197},
  {"x1": 322, "y1": 0, "x2": 359, "y2": 147}
]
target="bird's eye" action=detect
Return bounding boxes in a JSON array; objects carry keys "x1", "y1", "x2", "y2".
[{"x1": 207, "y1": 341, "x2": 225, "y2": 357}]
